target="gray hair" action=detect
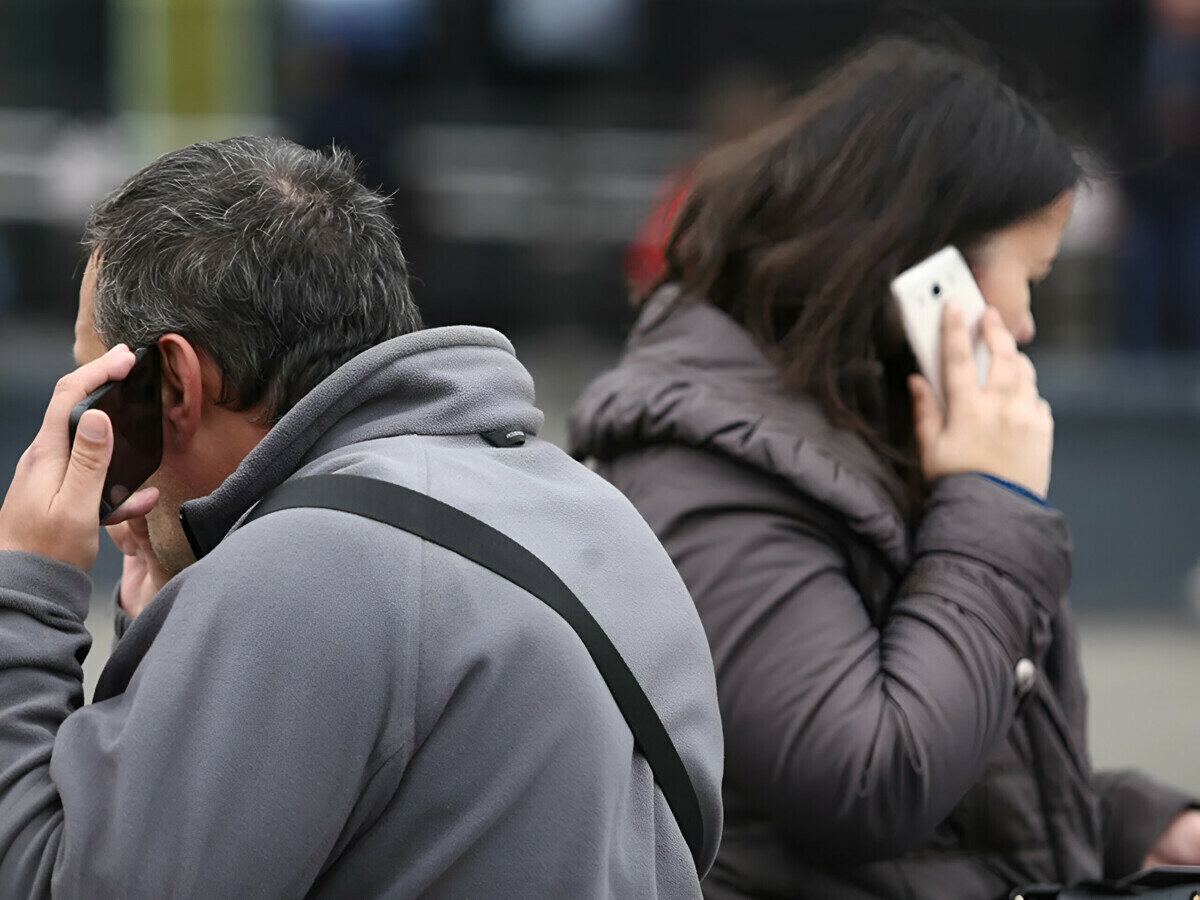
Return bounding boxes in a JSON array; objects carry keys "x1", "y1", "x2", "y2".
[{"x1": 83, "y1": 135, "x2": 422, "y2": 423}]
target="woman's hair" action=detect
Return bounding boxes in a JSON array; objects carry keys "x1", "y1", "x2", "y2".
[{"x1": 659, "y1": 36, "x2": 1082, "y2": 483}]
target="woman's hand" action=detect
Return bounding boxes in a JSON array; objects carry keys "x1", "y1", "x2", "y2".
[
  {"x1": 910, "y1": 304, "x2": 1054, "y2": 498},
  {"x1": 1143, "y1": 809, "x2": 1200, "y2": 868}
]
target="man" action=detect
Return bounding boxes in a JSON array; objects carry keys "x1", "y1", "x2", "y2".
[{"x1": 0, "y1": 136, "x2": 723, "y2": 896}]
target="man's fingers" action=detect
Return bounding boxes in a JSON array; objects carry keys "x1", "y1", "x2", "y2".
[
  {"x1": 101, "y1": 488, "x2": 160, "y2": 527},
  {"x1": 35, "y1": 344, "x2": 135, "y2": 469},
  {"x1": 56, "y1": 409, "x2": 112, "y2": 524},
  {"x1": 940, "y1": 303, "x2": 977, "y2": 406},
  {"x1": 125, "y1": 509, "x2": 152, "y2": 541},
  {"x1": 106, "y1": 521, "x2": 136, "y2": 555}
]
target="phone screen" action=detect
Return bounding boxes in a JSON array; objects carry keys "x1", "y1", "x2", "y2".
[{"x1": 69, "y1": 347, "x2": 163, "y2": 520}]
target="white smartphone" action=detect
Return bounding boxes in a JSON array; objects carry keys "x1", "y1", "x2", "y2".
[{"x1": 890, "y1": 246, "x2": 991, "y2": 410}]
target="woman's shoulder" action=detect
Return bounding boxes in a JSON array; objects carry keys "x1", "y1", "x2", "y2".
[
  {"x1": 599, "y1": 441, "x2": 879, "y2": 562},
  {"x1": 600, "y1": 441, "x2": 900, "y2": 624},
  {"x1": 572, "y1": 307, "x2": 914, "y2": 568},
  {"x1": 601, "y1": 441, "x2": 822, "y2": 518},
  {"x1": 572, "y1": 290, "x2": 900, "y2": 486}
]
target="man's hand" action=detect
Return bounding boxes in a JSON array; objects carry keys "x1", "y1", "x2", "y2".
[
  {"x1": 1144, "y1": 809, "x2": 1200, "y2": 868},
  {"x1": 107, "y1": 514, "x2": 170, "y2": 617},
  {"x1": 0, "y1": 345, "x2": 159, "y2": 571}
]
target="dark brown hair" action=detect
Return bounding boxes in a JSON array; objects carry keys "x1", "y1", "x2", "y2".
[
  {"x1": 659, "y1": 37, "x2": 1081, "y2": 485},
  {"x1": 84, "y1": 137, "x2": 421, "y2": 425}
]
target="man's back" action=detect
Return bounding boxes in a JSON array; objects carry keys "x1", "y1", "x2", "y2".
[{"x1": 39, "y1": 326, "x2": 722, "y2": 897}]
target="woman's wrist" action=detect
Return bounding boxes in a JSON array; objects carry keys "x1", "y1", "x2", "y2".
[{"x1": 976, "y1": 473, "x2": 1050, "y2": 507}]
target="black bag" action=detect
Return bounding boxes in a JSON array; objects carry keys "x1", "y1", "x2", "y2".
[
  {"x1": 241, "y1": 473, "x2": 708, "y2": 872},
  {"x1": 1012, "y1": 866, "x2": 1200, "y2": 899}
]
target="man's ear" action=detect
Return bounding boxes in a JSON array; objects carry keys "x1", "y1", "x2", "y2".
[{"x1": 157, "y1": 334, "x2": 212, "y2": 452}]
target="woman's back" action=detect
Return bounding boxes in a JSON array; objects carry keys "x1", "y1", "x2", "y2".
[
  {"x1": 570, "y1": 288, "x2": 1200, "y2": 897},
  {"x1": 574, "y1": 32, "x2": 1200, "y2": 896}
]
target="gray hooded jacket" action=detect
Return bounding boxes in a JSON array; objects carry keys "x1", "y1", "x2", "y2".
[
  {"x1": 569, "y1": 289, "x2": 1194, "y2": 899},
  {"x1": 0, "y1": 326, "x2": 724, "y2": 897}
]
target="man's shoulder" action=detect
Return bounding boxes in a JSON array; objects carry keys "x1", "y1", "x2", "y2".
[
  {"x1": 190, "y1": 432, "x2": 699, "y2": 653},
  {"x1": 151, "y1": 486, "x2": 428, "y2": 685}
]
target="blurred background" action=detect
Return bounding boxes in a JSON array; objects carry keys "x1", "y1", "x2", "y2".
[{"x1": 0, "y1": 0, "x2": 1197, "y2": 790}]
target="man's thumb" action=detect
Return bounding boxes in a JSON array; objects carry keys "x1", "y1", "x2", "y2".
[{"x1": 63, "y1": 409, "x2": 113, "y2": 511}]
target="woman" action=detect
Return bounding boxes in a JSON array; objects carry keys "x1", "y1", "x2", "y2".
[{"x1": 570, "y1": 38, "x2": 1199, "y2": 898}]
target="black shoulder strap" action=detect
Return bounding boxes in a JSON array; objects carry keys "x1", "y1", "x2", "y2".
[{"x1": 241, "y1": 473, "x2": 706, "y2": 871}]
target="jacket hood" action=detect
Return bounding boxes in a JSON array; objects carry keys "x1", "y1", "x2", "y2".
[
  {"x1": 181, "y1": 326, "x2": 544, "y2": 557},
  {"x1": 568, "y1": 286, "x2": 912, "y2": 565}
]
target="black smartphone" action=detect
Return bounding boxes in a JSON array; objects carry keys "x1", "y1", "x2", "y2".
[
  {"x1": 1115, "y1": 865, "x2": 1200, "y2": 889},
  {"x1": 68, "y1": 346, "x2": 163, "y2": 521}
]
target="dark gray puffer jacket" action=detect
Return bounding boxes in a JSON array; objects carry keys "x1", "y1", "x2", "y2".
[{"x1": 569, "y1": 288, "x2": 1194, "y2": 899}]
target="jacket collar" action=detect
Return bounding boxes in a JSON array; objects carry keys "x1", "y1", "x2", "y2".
[
  {"x1": 569, "y1": 286, "x2": 912, "y2": 566},
  {"x1": 180, "y1": 326, "x2": 543, "y2": 559}
]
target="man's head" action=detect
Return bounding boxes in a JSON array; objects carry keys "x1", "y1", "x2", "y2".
[{"x1": 74, "y1": 135, "x2": 422, "y2": 576}]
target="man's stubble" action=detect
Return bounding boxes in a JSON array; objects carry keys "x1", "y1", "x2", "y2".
[{"x1": 144, "y1": 471, "x2": 198, "y2": 578}]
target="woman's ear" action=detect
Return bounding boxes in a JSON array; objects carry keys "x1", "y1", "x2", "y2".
[
  {"x1": 157, "y1": 334, "x2": 208, "y2": 452},
  {"x1": 960, "y1": 237, "x2": 994, "y2": 281}
]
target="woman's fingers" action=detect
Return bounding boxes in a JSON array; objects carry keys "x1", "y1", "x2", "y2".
[
  {"x1": 909, "y1": 374, "x2": 943, "y2": 447},
  {"x1": 981, "y1": 309, "x2": 1034, "y2": 396},
  {"x1": 980, "y1": 307, "x2": 1018, "y2": 359},
  {"x1": 940, "y1": 303, "x2": 980, "y2": 408},
  {"x1": 914, "y1": 305, "x2": 1053, "y2": 498}
]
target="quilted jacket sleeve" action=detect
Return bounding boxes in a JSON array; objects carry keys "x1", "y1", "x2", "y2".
[
  {"x1": 1094, "y1": 768, "x2": 1198, "y2": 878},
  {"x1": 604, "y1": 444, "x2": 1069, "y2": 863}
]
